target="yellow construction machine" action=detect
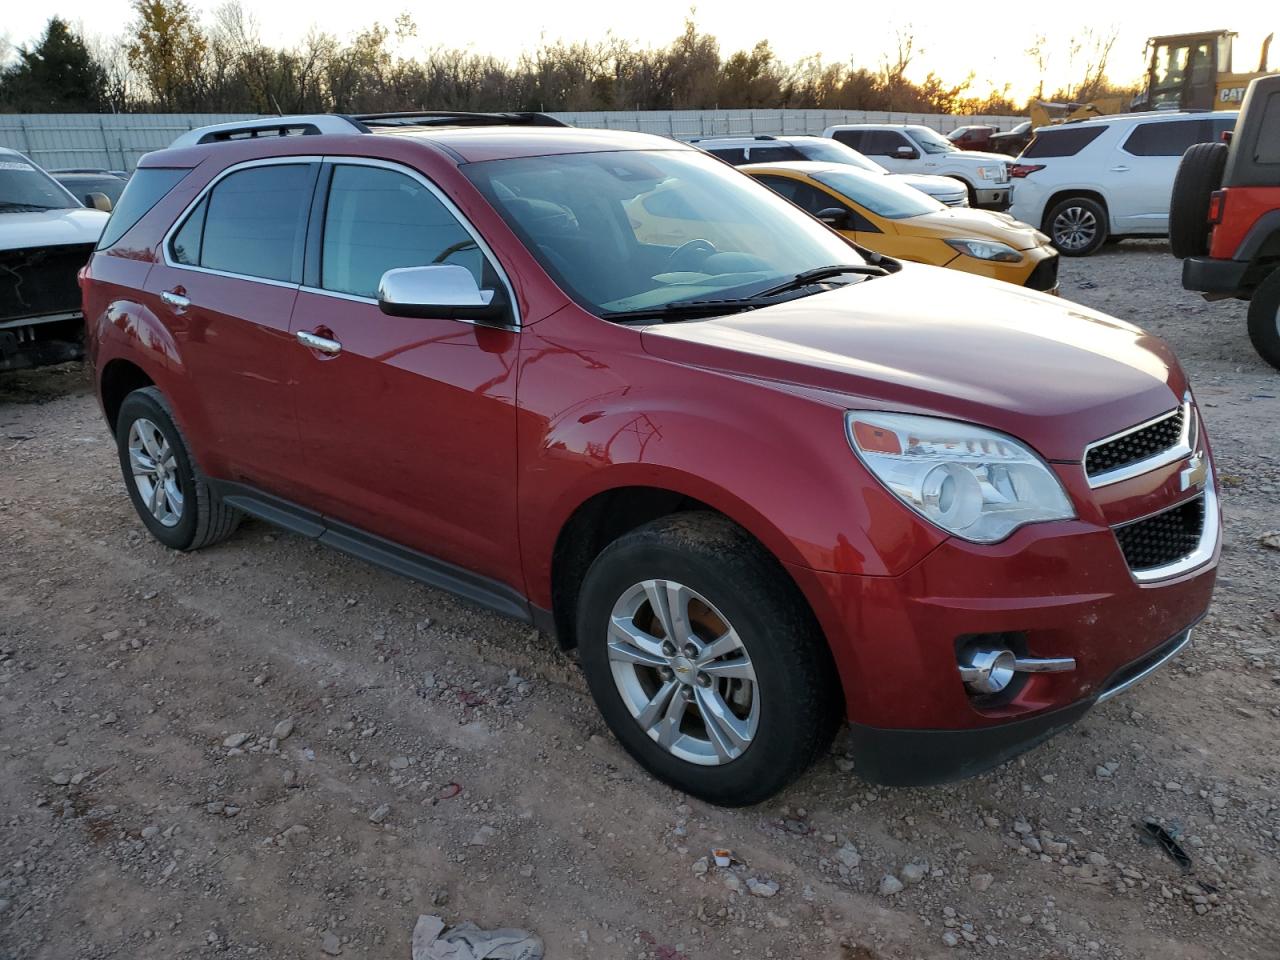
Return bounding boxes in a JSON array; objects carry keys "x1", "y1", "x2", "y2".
[{"x1": 1029, "y1": 29, "x2": 1275, "y2": 129}]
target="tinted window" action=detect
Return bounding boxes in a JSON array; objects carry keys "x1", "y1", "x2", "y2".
[
  {"x1": 830, "y1": 130, "x2": 865, "y2": 150},
  {"x1": 171, "y1": 197, "x2": 207, "y2": 265},
  {"x1": 99, "y1": 168, "x2": 188, "y2": 249},
  {"x1": 747, "y1": 145, "x2": 805, "y2": 163},
  {"x1": 861, "y1": 131, "x2": 912, "y2": 156},
  {"x1": 812, "y1": 168, "x2": 943, "y2": 219},
  {"x1": 1122, "y1": 119, "x2": 1213, "y2": 156},
  {"x1": 199, "y1": 164, "x2": 313, "y2": 282},
  {"x1": 1259, "y1": 92, "x2": 1280, "y2": 164},
  {"x1": 321, "y1": 164, "x2": 484, "y2": 299},
  {"x1": 705, "y1": 147, "x2": 748, "y2": 165},
  {"x1": 1021, "y1": 126, "x2": 1107, "y2": 158},
  {"x1": 753, "y1": 175, "x2": 840, "y2": 214}
]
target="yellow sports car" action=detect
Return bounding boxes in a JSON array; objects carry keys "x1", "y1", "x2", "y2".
[{"x1": 742, "y1": 161, "x2": 1058, "y2": 292}]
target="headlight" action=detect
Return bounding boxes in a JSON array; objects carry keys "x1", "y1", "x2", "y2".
[
  {"x1": 976, "y1": 165, "x2": 1005, "y2": 181},
  {"x1": 846, "y1": 411, "x2": 1075, "y2": 543},
  {"x1": 944, "y1": 238, "x2": 1022, "y2": 262}
]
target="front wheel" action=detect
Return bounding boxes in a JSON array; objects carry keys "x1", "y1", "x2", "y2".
[
  {"x1": 1247, "y1": 268, "x2": 1280, "y2": 371},
  {"x1": 576, "y1": 513, "x2": 841, "y2": 806},
  {"x1": 1045, "y1": 196, "x2": 1108, "y2": 256}
]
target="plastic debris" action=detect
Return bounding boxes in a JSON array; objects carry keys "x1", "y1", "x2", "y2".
[
  {"x1": 1135, "y1": 819, "x2": 1192, "y2": 872},
  {"x1": 712, "y1": 848, "x2": 732, "y2": 868},
  {"x1": 411, "y1": 915, "x2": 543, "y2": 960}
]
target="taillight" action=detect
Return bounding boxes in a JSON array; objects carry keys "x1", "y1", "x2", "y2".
[
  {"x1": 1208, "y1": 189, "x2": 1227, "y2": 225},
  {"x1": 1221, "y1": 130, "x2": 1233, "y2": 143},
  {"x1": 1010, "y1": 164, "x2": 1045, "y2": 178}
]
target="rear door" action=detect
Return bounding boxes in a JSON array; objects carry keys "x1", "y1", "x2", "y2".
[
  {"x1": 1111, "y1": 119, "x2": 1212, "y2": 233},
  {"x1": 286, "y1": 159, "x2": 522, "y2": 588},
  {"x1": 144, "y1": 159, "x2": 317, "y2": 490}
]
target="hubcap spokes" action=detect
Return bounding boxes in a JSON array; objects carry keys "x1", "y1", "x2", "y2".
[
  {"x1": 1053, "y1": 207, "x2": 1097, "y2": 251},
  {"x1": 128, "y1": 418, "x2": 183, "y2": 528},
  {"x1": 607, "y1": 579, "x2": 758, "y2": 766}
]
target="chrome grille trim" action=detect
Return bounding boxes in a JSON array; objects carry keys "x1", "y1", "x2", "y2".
[{"x1": 1084, "y1": 399, "x2": 1194, "y2": 488}]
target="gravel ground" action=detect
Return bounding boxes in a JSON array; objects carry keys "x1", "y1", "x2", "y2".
[{"x1": 1, "y1": 241, "x2": 1278, "y2": 960}]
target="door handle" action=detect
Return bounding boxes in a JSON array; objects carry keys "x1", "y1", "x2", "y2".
[
  {"x1": 160, "y1": 290, "x2": 190, "y2": 313},
  {"x1": 296, "y1": 329, "x2": 342, "y2": 355},
  {"x1": 1110, "y1": 165, "x2": 1130, "y2": 172}
]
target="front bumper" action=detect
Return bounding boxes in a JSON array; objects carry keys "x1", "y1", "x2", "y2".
[
  {"x1": 846, "y1": 627, "x2": 1195, "y2": 785},
  {"x1": 973, "y1": 185, "x2": 1012, "y2": 211},
  {"x1": 1181, "y1": 256, "x2": 1249, "y2": 297}
]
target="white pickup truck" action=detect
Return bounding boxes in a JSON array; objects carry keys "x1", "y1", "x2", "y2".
[{"x1": 822, "y1": 124, "x2": 1013, "y2": 210}]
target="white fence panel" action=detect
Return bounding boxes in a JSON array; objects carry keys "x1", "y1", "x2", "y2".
[{"x1": 0, "y1": 110, "x2": 1022, "y2": 171}]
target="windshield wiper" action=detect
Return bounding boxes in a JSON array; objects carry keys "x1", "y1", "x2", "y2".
[
  {"x1": 600, "y1": 296, "x2": 784, "y2": 322},
  {"x1": 753, "y1": 263, "x2": 888, "y2": 298},
  {"x1": 0, "y1": 202, "x2": 59, "y2": 212}
]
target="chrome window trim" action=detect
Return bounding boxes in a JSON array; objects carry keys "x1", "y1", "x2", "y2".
[
  {"x1": 312, "y1": 155, "x2": 521, "y2": 329},
  {"x1": 160, "y1": 155, "x2": 321, "y2": 290},
  {"x1": 1095, "y1": 628, "x2": 1193, "y2": 703},
  {"x1": 1114, "y1": 463, "x2": 1219, "y2": 584},
  {"x1": 1083, "y1": 399, "x2": 1193, "y2": 488}
]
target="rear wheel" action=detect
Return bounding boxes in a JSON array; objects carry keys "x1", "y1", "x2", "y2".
[
  {"x1": 115, "y1": 387, "x2": 242, "y2": 550},
  {"x1": 1247, "y1": 268, "x2": 1280, "y2": 371},
  {"x1": 1045, "y1": 196, "x2": 1108, "y2": 256},
  {"x1": 576, "y1": 513, "x2": 841, "y2": 806},
  {"x1": 1169, "y1": 141, "x2": 1228, "y2": 259}
]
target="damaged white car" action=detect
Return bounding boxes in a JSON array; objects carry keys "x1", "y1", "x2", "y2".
[{"x1": 1, "y1": 147, "x2": 110, "y2": 372}]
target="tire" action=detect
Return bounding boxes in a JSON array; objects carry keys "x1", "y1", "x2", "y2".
[
  {"x1": 576, "y1": 512, "x2": 841, "y2": 806},
  {"x1": 1169, "y1": 141, "x2": 1228, "y2": 259},
  {"x1": 1045, "y1": 196, "x2": 1109, "y2": 256},
  {"x1": 1247, "y1": 268, "x2": 1280, "y2": 371},
  {"x1": 115, "y1": 387, "x2": 242, "y2": 550}
]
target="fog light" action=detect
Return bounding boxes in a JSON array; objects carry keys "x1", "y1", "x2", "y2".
[{"x1": 958, "y1": 646, "x2": 1017, "y2": 694}]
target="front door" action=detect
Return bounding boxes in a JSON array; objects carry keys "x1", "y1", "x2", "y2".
[
  {"x1": 287, "y1": 160, "x2": 522, "y2": 589},
  {"x1": 144, "y1": 160, "x2": 317, "y2": 490}
]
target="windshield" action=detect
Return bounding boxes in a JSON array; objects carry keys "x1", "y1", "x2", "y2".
[
  {"x1": 811, "y1": 168, "x2": 944, "y2": 219},
  {"x1": 906, "y1": 126, "x2": 957, "y2": 155},
  {"x1": 0, "y1": 156, "x2": 81, "y2": 211},
  {"x1": 794, "y1": 139, "x2": 886, "y2": 173},
  {"x1": 465, "y1": 149, "x2": 864, "y2": 316}
]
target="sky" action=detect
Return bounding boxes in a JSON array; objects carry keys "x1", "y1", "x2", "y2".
[{"x1": 3, "y1": 0, "x2": 1276, "y2": 104}]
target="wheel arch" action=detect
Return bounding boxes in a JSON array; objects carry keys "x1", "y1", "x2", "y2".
[
  {"x1": 99, "y1": 358, "x2": 156, "y2": 432},
  {"x1": 1041, "y1": 189, "x2": 1110, "y2": 232}
]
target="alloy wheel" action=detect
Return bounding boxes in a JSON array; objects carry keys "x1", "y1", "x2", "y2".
[
  {"x1": 127, "y1": 417, "x2": 184, "y2": 528},
  {"x1": 606, "y1": 579, "x2": 759, "y2": 766},
  {"x1": 1052, "y1": 205, "x2": 1098, "y2": 252}
]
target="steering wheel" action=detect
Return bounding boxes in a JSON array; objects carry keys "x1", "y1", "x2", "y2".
[{"x1": 666, "y1": 238, "x2": 718, "y2": 271}]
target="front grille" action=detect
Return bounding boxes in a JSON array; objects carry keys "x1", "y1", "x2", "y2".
[
  {"x1": 1114, "y1": 496, "x2": 1205, "y2": 572},
  {"x1": 1085, "y1": 407, "x2": 1184, "y2": 478},
  {"x1": 1025, "y1": 254, "x2": 1059, "y2": 291},
  {"x1": 0, "y1": 243, "x2": 94, "y2": 325}
]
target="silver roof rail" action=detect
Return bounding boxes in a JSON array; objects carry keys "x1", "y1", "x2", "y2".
[{"x1": 170, "y1": 115, "x2": 363, "y2": 148}]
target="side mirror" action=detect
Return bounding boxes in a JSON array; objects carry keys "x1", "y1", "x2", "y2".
[
  {"x1": 815, "y1": 207, "x2": 851, "y2": 229},
  {"x1": 895, "y1": 146, "x2": 919, "y2": 160},
  {"x1": 86, "y1": 192, "x2": 113, "y2": 212},
  {"x1": 377, "y1": 265, "x2": 513, "y2": 326}
]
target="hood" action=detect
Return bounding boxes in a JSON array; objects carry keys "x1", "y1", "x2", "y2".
[
  {"x1": 897, "y1": 206, "x2": 1044, "y2": 250},
  {"x1": 896, "y1": 173, "x2": 966, "y2": 195},
  {"x1": 641, "y1": 265, "x2": 1185, "y2": 462},
  {"x1": 0, "y1": 207, "x2": 108, "y2": 253},
  {"x1": 949, "y1": 150, "x2": 1011, "y2": 166}
]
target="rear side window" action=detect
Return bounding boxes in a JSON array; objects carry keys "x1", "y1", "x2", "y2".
[
  {"x1": 830, "y1": 130, "x2": 865, "y2": 150},
  {"x1": 1021, "y1": 126, "x2": 1107, "y2": 158},
  {"x1": 173, "y1": 164, "x2": 314, "y2": 283},
  {"x1": 860, "y1": 131, "x2": 911, "y2": 156},
  {"x1": 320, "y1": 164, "x2": 486, "y2": 299},
  {"x1": 1256, "y1": 92, "x2": 1280, "y2": 163},
  {"x1": 1122, "y1": 119, "x2": 1213, "y2": 156},
  {"x1": 706, "y1": 147, "x2": 747, "y2": 164},
  {"x1": 97, "y1": 168, "x2": 188, "y2": 250}
]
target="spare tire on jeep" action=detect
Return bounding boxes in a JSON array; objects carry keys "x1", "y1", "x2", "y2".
[{"x1": 1169, "y1": 141, "x2": 1229, "y2": 259}]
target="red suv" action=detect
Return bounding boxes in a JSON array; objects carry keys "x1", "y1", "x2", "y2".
[{"x1": 83, "y1": 112, "x2": 1219, "y2": 805}]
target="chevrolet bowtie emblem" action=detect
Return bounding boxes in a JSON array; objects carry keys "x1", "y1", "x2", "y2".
[{"x1": 1180, "y1": 453, "x2": 1208, "y2": 492}]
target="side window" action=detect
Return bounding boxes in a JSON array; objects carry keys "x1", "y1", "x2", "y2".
[
  {"x1": 754, "y1": 176, "x2": 855, "y2": 220},
  {"x1": 321, "y1": 164, "x2": 486, "y2": 299},
  {"x1": 747, "y1": 145, "x2": 805, "y2": 163},
  {"x1": 184, "y1": 164, "x2": 313, "y2": 282},
  {"x1": 1122, "y1": 120, "x2": 1211, "y2": 157},
  {"x1": 1258, "y1": 92, "x2": 1280, "y2": 164},
  {"x1": 1022, "y1": 126, "x2": 1106, "y2": 158},
  {"x1": 171, "y1": 196, "x2": 207, "y2": 265},
  {"x1": 97, "y1": 167, "x2": 189, "y2": 250},
  {"x1": 831, "y1": 130, "x2": 865, "y2": 150},
  {"x1": 862, "y1": 131, "x2": 910, "y2": 156},
  {"x1": 707, "y1": 147, "x2": 747, "y2": 164}
]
